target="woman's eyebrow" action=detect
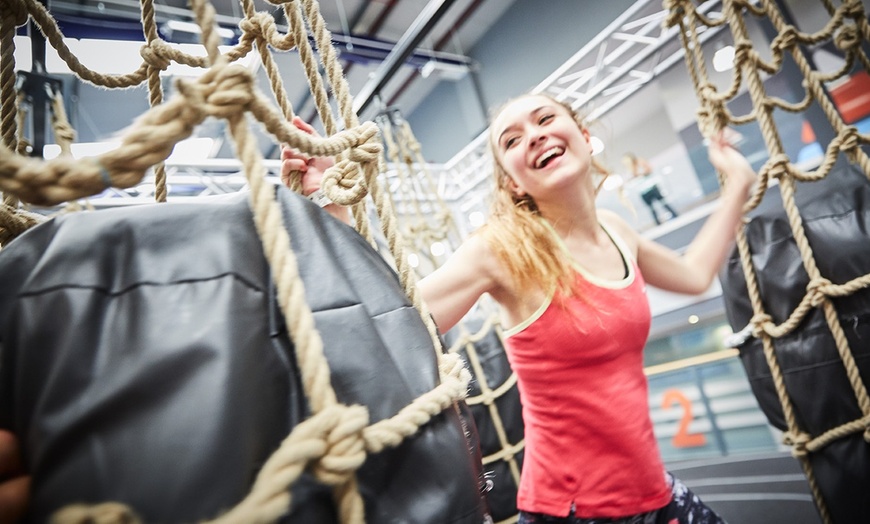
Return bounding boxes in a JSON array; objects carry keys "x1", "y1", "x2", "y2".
[{"x1": 496, "y1": 106, "x2": 551, "y2": 143}]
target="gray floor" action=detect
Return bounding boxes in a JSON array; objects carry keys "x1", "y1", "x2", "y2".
[{"x1": 669, "y1": 452, "x2": 822, "y2": 524}]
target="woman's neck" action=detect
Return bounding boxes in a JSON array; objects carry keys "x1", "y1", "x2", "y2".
[{"x1": 536, "y1": 184, "x2": 599, "y2": 241}]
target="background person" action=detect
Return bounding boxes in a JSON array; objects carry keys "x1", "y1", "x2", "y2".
[{"x1": 622, "y1": 152, "x2": 679, "y2": 225}]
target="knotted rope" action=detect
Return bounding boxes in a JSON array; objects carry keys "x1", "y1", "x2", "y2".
[
  {"x1": 0, "y1": 0, "x2": 475, "y2": 520},
  {"x1": 667, "y1": 1, "x2": 870, "y2": 521}
]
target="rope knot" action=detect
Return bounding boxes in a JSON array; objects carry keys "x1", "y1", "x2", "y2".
[
  {"x1": 174, "y1": 78, "x2": 210, "y2": 124},
  {"x1": 53, "y1": 120, "x2": 76, "y2": 144},
  {"x1": 0, "y1": 0, "x2": 28, "y2": 27},
  {"x1": 696, "y1": 84, "x2": 729, "y2": 132},
  {"x1": 767, "y1": 153, "x2": 791, "y2": 180},
  {"x1": 732, "y1": 39, "x2": 753, "y2": 65},
  {"x1": 782, "y1": 430, "x2": 811, "y2": 458},
  {"x1": 206, "y1": 65, "x2": 255, "y2": 118},
  {"x1": 806, "y1": 277, "x2": 831, "y2": 307},
  {"x1": 843, "y1": 0, "x2": 865, "y2": 19},
  {"x1": 239, "y1": 12, "x2": 271, "y2": 40},
  {"x1": 347, "y1": 140, "x2": 382, "y2": 164},
  {"x1": 838, "y1": 126, "x2": 859, "y2": 152},
  {"x1": 322, "y1": 160, "x2": 368, "y2": 206},
  {"x1": 139, "y1": 40, "x2": 173, "y2": 71},
  {"x1": 834, "y1": 24, "x2": 860, "y2": 51},
  {"x1": 662, "y1": 0, "x2": 688, "y2": 28},
  {"x1": 772, "y1": 25, "x2": 798, "y2": 52},
  {"x1": 310, "y1": 404, "x2": 369, "y2": 486},
  {"x1": 750, "y1": 313, "x2": 773, "y2": 338}
]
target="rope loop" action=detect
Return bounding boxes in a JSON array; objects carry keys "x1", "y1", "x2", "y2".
[
  {"x1": 834, "y1": 24, "x2": 860, "y2": 52},
  {"x1": 0, "y1": 0, "x2": 29, "y2": 28},
  {"x1": 139, "y1": 41, "x2": 173, "y2": 72},
  {"x1": 51, "y1": 502, "x2": 141, "y2": 524},
  {"x1": 783, "y1": 430, "x2": 811, "y2": 458},
  {"x1": 751, "y1": 313, "x2": 774, "y2": 338},
  {"x1": 806, "y1": 277, "x2": 832, "y2": 307},
  {"x1": 322, "y1": 160, "x2": 368, "y2": 206},
  {"x1": 309, "y1": 404, "x2": 369, "y2": 486},
  {"x1": 771, "y1": 25, "x2": 798, "y2": 52}
]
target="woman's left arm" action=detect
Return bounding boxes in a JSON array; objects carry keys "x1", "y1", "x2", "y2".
[{"x1": 636, "y1": 129, "x2": 756, "y2": 295}]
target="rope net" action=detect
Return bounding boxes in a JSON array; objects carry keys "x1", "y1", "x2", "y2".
[
  {"x1": 665, "y1": 1, "x2": 870, "y2": 522},
  {"x1": 0, "y1": 0, "x2": 474, "y2": 521},
  {"x1": 377, "y1": 110, "x2": 523, "y2": 523}
]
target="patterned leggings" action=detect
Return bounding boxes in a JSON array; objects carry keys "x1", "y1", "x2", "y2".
[{"x1": 517, "y1": 474, "x2": 726, "y2": 524}]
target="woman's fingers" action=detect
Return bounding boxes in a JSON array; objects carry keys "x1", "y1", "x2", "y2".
[
  {"x1": 0, "y1": 431, "x2": 22, "y2": 479},
  {"x1": 291, "y1": 116, "x2": 317, "y2": 136},
  {"x1": 0, "y1": 475, "x2": 29, "y2": 524},
  {"x1": 281, "y1": 156, "x2": 308, "y2": 186},
  {"x1": 0, "y1": 431, "x2": 27, "y2": 524}
]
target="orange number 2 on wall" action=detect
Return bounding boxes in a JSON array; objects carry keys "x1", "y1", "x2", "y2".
[{"x1": 661, "y1": 389, "x2": 707, "y2": 448}]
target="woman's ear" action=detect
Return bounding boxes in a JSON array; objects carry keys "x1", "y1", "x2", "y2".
[{"x1": 506, "y1": 176, "x2": 526, "y2": 198}]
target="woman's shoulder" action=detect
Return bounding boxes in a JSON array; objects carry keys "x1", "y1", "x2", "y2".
[
  {"x1": 456, "y1": 228, "x2": 501, "y2": 272},
  {"x1": 596, "y1": 209, "x2": 640, "y2": 257}
]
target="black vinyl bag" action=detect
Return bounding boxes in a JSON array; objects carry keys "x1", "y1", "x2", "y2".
[
  {"x1": 720, "y1": 160, "x2": 870, "y2": 523},
  {"x1": 0, "y1": 188, "x2": 489, "y2": 523}
]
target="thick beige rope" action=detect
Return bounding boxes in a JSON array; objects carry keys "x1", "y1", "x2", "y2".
[
  {"x1": 139, "y1": 0, "x2": 168, "y2": 202},
  {"x1": 666, "y1": 1, "x2": 870, "y2": 521}
]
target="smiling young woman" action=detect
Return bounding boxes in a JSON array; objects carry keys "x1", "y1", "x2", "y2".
[{"x1": 415, "y1": 93, "x2": 755, "y2": 522}]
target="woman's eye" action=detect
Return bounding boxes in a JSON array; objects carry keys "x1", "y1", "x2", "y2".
[
  {"x1": 539, "y1": 114, "x2": 554, "y2": 124},
  {"x1": 505, "y1": 137, "x2": 519, "y2": 149}
]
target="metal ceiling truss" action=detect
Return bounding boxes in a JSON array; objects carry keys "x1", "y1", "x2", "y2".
[{"x1": 43, "y1": 0, "x2": 728, "y2": 219}]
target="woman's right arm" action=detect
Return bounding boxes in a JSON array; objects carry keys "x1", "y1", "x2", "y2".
[{"x1": 418, "y1": 234, "x2": 501, "y2": 334}]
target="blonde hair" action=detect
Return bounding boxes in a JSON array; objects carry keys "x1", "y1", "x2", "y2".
[{"x1": 479, "y1": 94, "x2": 611, "y2": 298}]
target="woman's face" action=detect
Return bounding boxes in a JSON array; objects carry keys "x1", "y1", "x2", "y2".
[{"x1": 490, "y1": 95, "x2": 593, "y2": 200}]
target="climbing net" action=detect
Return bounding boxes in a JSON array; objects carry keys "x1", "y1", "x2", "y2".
[
  {"x1": 0, "y1": 0, "x2": 474, "y2": 522},
  {"x1": 666, "y1": 0, "x2": 870, "y2": 521},
  {"x1": 376, "y1": 109, "x2": 464, "y2": 272},
  {"x1": 377, "y1": 108, "x2": 523, "y2": 523}
]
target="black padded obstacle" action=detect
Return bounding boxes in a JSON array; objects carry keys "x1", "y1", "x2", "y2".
[
  {"x1": 445, "y1": 315, "x2": 524, "y2": 522},
  {"x1": 720, "y1": 159, "x2": 870, "y2": 524},
  {"x1": 0, "y1": 187, "x2": 489, "y2": 522}
]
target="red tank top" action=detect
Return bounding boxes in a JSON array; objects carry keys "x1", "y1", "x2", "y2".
[{"x1": 503, "y1": 222, "x2": 671, "y2": 518}]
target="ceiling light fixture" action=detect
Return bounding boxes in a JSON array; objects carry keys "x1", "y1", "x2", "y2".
[
  {"x1": 162, "y1": 20, "x2": 235, "y2": 41},
  {"x1": 589, "y1": 136, "x2": 605, "y2": 155},
  {"x1": 713, "y1": 45, "x2": 735, "y2": 72}
]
